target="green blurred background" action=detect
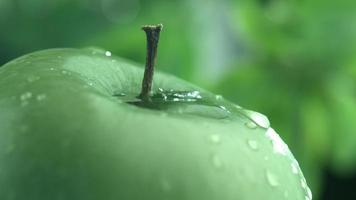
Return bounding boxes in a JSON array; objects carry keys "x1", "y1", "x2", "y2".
[{"x1": 1, "y1": 0, "x2": 356, "y2": 199}]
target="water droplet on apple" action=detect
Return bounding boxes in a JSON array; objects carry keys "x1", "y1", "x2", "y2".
[
  {"x1": 211, "y1": 154, "x2": 223, "y2": 169},
  {"x1": 284, "y1": 190, "x2": 289, "y2": 198},
  {"x1": 177, "y1": 108, "x2": 183, "y2": 114},
  {"x1": 300, "y1": 177, "x2": 312, "y2": 199},
  {"x1": 105, "y1": 51, "x2": 112, "y2": 57},
  {"x1": 218, "y1": 105, "x2": 231, "y2": 113},
  {"x1": 234, "y1": 104, "x2": 242, "y2": 109},
  {"x1": 162, "y1": 93, "x2": 168, "y2": 101},
  {"x1": 114, "y1": 93, "x2": 126, "y2": 97},
  {"x1": 265, "y1": 170, "x2": 279, "y2": 187},
  {"x1": 116, "y1": 90, "x2": 231, "y2": 119},
  {"x1": 27, "y1": 75, "x2": 40, "y2": 83},
  {"x1": 50, "y1": 67, "x2": 55, "y2": 71},
  {"x1": 265, "y1": 128, "x2": 289, "y2": 156},
  {"x1": 291, "y1": 162, "x2": 299, "y2": 174},
  {"x1": 209, "y1": 134, "x2": 221, "y2": 144},
  {"x1": 36, "y1": 94, "x2": 47, "y2": 101},
  {"x1": 153, "y1": 90, "x2": 202, "y2": 102},
  {"x1": 21, "y1": 101, "x2": 29, "y2": 107},
  {"x1": 245, "y1": 121, "x2": 257, "y2": 129},
  {"x1": 215, "y1": 95, "x2": 223, "y2": 100},
  {"x1": 301, "y1": 178, "x2": 307, "y2": 189},
  {"x1": 247, "y1": 139, "x2": 259, "y2": 151},
  {"x1": 306, "y1": 186, "x2": 312, "y2": 200},
  {"x1": 20, "y1": 92, "x2": 32, "y2": 101},
  {"x1": 160, "y1": 112, "x2": 168, "y2": 117},
  {"x1": 61, "y1": 70, "x2": 71, "y2": 75},
  {"x1": 160, "y1": 178, "x2": 172, "y2": 192},
  {"x1": 243, "y1": 110, "x2": 270, "y2": 129}
]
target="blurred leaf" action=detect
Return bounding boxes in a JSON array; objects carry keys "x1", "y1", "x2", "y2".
[
  {"x1": 327, "y1": 73, "x2": 356, "y2": 174},
  {"x1": 300, "y1": 96, "x2": 330, "y2": 163}
]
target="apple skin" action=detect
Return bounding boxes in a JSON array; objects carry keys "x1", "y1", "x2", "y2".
[{"x1": 0, "y1": 48, "x2": 311, "y2": 200}]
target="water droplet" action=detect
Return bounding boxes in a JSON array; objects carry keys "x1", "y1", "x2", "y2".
[
  {"x1": 291, "y1": 162, "x2": 299, "y2": 174},
  {"x1": 123, "y1": 90, "x2": 232, "y2": 119},
  {"x1": 27, "y1": 75, "x2": 40, "y2": 83},
  {"x1": 153, "y1": 90, "x2": 202, "y2": 102},
  {"x1": 235, "y1": 104, "x2": 242, "y2": 109},
  {"x1": 177, "y1": 108, "x2": 183, "y2": 114},
  {"x1": 247, "y1": 139, "x2": 259, "y2": 151},
  {"x1": 301, "y1": 178, "x2": 307, "y2": 189},
  {"x1": 160, "y1": 178, "x2": 172, "y2": 192},
  {"x1": 300, "y1": 177, "x2": 312, "y2": 199},
  {"x1": 20, "y1": 92, "x2": 32, "y2": 101},
  {"x1": 162, "y1": 94, "x2": 168, "y2": 101},
  {"x1": 88, "y1": 82, "x2": 94, "y2": 86},
  {"x1": 50, "y1": 67, "x2": 55, "y2": 71},
  {"x1": 187, "y1": 91, "x2": 202, "y2": 99},
  {"x1": 265, "y1": 128, "x2": 289, "y2": 156},
  {"x1": 114, "y1": 93, "x2": 126, "y2": 97},
  {"x1": 61, "y1": 70, "x2": 68, "y2": 75},
  {"x1": 283, "y1": 190, "x2": 289, "y2": 198},
  {"x1": 219, "y1": 105, "x2": 231, "y2": 113},
  {"x1": 245, "y1": 121, "x2": 257, "y2": 129},
  {"x1": 209, "y1": 134, "x2": 221, "y2": 144},
  {"x1": 215, "y1": 95, "x2": 223, "y2": 100},
  {"x1": 36, "y1": 94, "x2": 47, "y2": 101},
  {"x1": 211, "y1": 154, "x2": 223, "y2": 169},
  {"x1": 160, "y1": 112, "x2": 168, "y2": 117},
  {"x1": 21, "y1": 101, "x2": 29, "y2": 107},
  {"x1": 306, "y1": 187, "x2": 312, "y2": 200},
  {"x1": 244, "y1": 110, "x2": 270, "y2": 128},
  {"x1": 105, "y1": 51, "x2": 112, "y2": 57},
  {"x1": 265, "y1": 170, "x2": 279, "y2": 187}
]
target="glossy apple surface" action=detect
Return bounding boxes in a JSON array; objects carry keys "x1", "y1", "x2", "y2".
[{"x1": 0, "y1": 48, "x2": 312, "y2": 200}]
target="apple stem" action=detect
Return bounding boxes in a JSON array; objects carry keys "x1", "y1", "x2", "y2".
[{"x1": 139, "y1": 24, "x2": 163, "y2": 101}]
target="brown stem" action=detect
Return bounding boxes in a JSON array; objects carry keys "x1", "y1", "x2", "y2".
[{"x1": 139, "y1": 24, "x2": 163, "y2": 101}]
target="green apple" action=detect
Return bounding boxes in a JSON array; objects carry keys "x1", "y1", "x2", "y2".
[{"x1": 0, "y1": 25, "x2": 311, "y2": 200}]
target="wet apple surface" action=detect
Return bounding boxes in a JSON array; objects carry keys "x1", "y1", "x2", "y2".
[{"x1": 0, "y1": 47, "x2": 312, "y2": 200}]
